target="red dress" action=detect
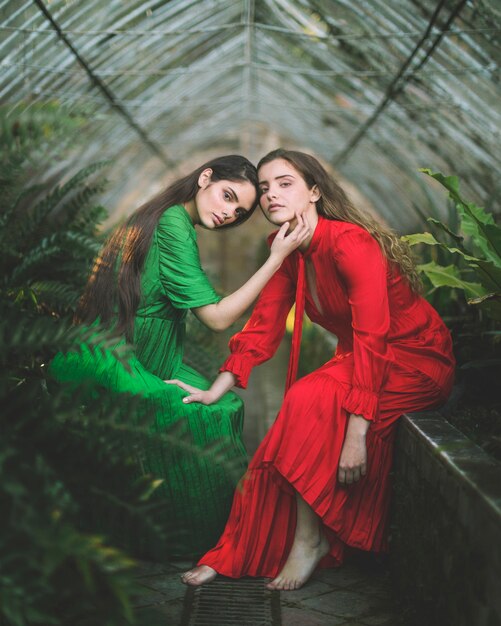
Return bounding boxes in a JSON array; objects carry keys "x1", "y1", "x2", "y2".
[{"x1": 198, "y1": 216, "x2": 455, "y2": 577}]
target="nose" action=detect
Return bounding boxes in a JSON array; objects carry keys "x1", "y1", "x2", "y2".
[
  {"x1": 266, "y1": 187, "x2": 277, "y2": 200},
  {"x1": 222, "y1": 207, "x2": 237, "y2": 221}
]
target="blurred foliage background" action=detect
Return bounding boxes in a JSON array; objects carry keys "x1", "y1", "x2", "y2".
[{"x1": 0, "y1": 105, "x2": 232, "y2": 625}]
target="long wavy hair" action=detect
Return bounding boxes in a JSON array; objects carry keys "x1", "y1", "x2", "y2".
[
  {"x1": 76, "y1": 155, "x2": 260, "y2": 339},
  {"x1": 257, "y1": 149, "x2": 421, "y2": 293}
]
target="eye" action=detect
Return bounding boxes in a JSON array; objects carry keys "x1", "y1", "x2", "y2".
[
  {"x1": 224, "y1": 191, "x2": 231, "y2": 201},
  {"x1": 259, "y1": 187, "x2": 268, "y2": 195},
  {"x1": 280, "y1": 181, "x2": 291, "y2": 187}
]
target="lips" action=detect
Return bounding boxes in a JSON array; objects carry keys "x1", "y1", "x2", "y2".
[
  {"x1": 268, "y1": 203, "x2": 284, "y2": 212},
  {"x1": 212, "y1": 213, "x2": 224, "y2": 225}
]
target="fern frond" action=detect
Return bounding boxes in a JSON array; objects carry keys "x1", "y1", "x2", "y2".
[
  {"x1": 55, "y1": 180, "x2": 109, "y2": 231},
  {"x1": 18, "y1": 160, "x2": 111, "y2": 243},
  {"x1": 9, "y1": 243, "x2": 62, "y2": 284},
  {"x1": 0, "y1": 183, "x2": 49, "y2": 246},
  {"x1": 73, "y1": 204, "x2": 108, "y2": 235},
  {"x1": 57, "y1": 231, "x2": 102, "y2": 256},
  {"x1": 31, "y1": 281, "x2": 80, "y2": 310},
  {"x1": 0, "y1": 315, "x2": 131, "y2": 369},
  {"x1": 8, "y1": 229, "x2": 101, "y2": 285}
]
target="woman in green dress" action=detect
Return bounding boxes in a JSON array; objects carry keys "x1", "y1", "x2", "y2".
[{"x1": 50, "y1": 155, "x2": 310, "y2": 557}]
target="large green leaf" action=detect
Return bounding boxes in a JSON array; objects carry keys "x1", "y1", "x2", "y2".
[
  {"x1": 402, "y1": 232, "x2": 441, "y2": 246},
  {"x1": 416, "y1": 261, "x2": 485, "y2": 298},
  {"x1": 426, "y1": 217, "x2": 465, "y2": 246},
  {"x1": 419, "y1": 169, "x2": 459, "y2": 195},
  {"x1": 420, "y1": 168, "x2": 501, "y2": 263},
  {"x1": 469, "y1": 258, "x2": 501, "y2": 292},
  {"x1": 468, "y1": 293, "x2": 501, "y2": 305},
  {"x1": 458, "y1": 203, "x2": 501, "y2": 263}
]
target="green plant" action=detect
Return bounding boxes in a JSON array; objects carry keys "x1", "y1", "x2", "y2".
[
  {"x1": 404, "y1": 169, "x2": 501, "y2": 322},
  {"x1": 0, "y1": 105, "x2": 157, "y2": 625},
  {"x1": 404, "y1": 169, "x2": 501, "y2": 460}
]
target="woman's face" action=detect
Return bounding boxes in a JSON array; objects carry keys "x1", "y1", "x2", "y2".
[
  {"x1": 258, "y1": 158, "x2": 319, "y2": 225},
  {"x1": 194, "y1": 169, "x2": 256, "y2": 229}
]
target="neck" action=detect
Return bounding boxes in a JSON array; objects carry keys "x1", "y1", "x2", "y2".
[
  {"x1": 183, "y1": 200, "x2": 200, "y2": 225},
  {"x1": 288, "y1": 205, "x2": 319, "y2": 252}
]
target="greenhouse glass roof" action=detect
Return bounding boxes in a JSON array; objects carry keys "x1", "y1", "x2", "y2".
[{"x1": 1, "y1": 0, "x2": 500, "y2": 229}]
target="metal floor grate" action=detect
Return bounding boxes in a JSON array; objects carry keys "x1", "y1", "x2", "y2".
[{"x1": 181, "y1": 577, "x2": 281, "y2": 626}]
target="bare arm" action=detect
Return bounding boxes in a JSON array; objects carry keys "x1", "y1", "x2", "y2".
[{"x1": 192, "y1": 216, "x2": 309, "y2": 332}]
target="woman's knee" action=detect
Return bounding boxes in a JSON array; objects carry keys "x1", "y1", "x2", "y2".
[{"x1": 284, "y1": 371, "x2": 342, "y2": 408}]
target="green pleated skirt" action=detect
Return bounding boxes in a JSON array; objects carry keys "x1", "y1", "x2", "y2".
[{"x1": 50, "y1": 328, "x2": 248, "y2": 559}]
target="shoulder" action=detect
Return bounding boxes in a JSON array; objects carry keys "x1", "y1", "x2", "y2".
[
  {"x1": 157, "y1": 205, "x2": 195, "y2": 242},
  {"x1": 321, "y1": 220, "x2": 385, "y2": 270},
  {"x1": 323, "y1": 219, "x2": 368, "y2": 239},
  {"x1": 326, "y1": 220, "x2": 378, "y2": 250}
]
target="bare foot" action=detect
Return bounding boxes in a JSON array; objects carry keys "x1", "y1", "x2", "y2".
[
  {"x1": 266, "y1": 534, "x2": 329, "y2": 591},
  {"x1": 180, "y1": 565, "x2": 217, "y2": 586}
]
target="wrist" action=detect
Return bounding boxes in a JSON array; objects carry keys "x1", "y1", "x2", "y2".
[
  {"x1": 267, "y1": 252, "x2": 283, "y2": 270},
  {"x1": 206, "y1": 389, "x2": 218, "y2": 404},
  {"x1": 347, "y1": 414, "x2": 370, "y2": 438}
]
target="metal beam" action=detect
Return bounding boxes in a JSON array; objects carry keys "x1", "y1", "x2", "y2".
[
  {"x1": 33, "y1": 0, "x2": 174, "y2": 168},
  {"x1": 333, "y1": 0, "x2": 469, "y2": 166},
  {"x1": 241, "y1": 0, "x2": 256, "y2": 159}
]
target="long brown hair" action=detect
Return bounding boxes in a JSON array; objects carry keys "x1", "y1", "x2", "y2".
[
  {"x1": 257, "y1": 149, "x2": 421, "y2": 292},
  {"x1": 76, "y1": 155, "x2": 259, "y2": 338}
]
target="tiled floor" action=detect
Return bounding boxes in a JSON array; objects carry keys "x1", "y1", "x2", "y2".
[
  {"x1": 133, "y1": 553, "x2": 404, "y2": 626},
  {"x1": 133, "y1": 560, "x2": 190, "y2": 626}
]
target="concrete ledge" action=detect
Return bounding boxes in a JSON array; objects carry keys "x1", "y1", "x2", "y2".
[{"x1": 391, "y1": 412, "x2": 501, "y2": 626}]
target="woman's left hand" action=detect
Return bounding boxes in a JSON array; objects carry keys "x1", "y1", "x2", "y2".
[
  {"x1": 338, "y1": 415, "x2": 369, "y2": 485},
  {"x1": 338, "y1": 429, "x2": 368, "y2": 484},
  {"x1": 164, "y1": 379, "x2": 216, "y2": 405}
]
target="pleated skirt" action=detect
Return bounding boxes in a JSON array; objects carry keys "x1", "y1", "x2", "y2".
[
  {"x1": 50, "y1": 340, "x2": 248, "y2": 558},
  {"x1": 198, "y1": 356, "x2": 453, "y2": 578}
]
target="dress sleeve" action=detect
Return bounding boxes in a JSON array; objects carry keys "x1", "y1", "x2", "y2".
[
  {"x1": 156, "y1": 206, "x2": 222, "y2": 309},
  {"x1": 334, "y1": 227, "x2": 393, "y2": 421},
  {"x1": 220, "y1": 235, "x2": 296, "y2": 389}
]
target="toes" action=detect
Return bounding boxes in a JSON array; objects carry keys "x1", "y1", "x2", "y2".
[
  {"x1": 266, "y1": 577, "x2": 281, "y2": 590},
  {"x1": 182, "y1": 566, "x2": 217, "y2": 587},
  {"x1": 180, "y1": 569, "x2": 204, "y2": 586}
]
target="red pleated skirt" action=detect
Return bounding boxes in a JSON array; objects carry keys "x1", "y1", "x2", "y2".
[{"x1": 198, "y1": 355, "x2": 453, "y2": 578}]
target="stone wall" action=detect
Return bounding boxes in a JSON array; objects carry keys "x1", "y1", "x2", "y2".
[{"x1": 390, "y1": 412, "x2": 501, "y2": 626}]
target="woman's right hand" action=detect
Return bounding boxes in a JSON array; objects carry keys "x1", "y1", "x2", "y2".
[
  {"x1": 164, "y1": 379, "x2": 217, "y2": 405},
  {"x1": 269, "y1": 213, "x2": 311, "y2": 261}
]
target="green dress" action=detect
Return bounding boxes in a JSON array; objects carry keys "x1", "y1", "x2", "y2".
[{"x1": 50, "y1": 205, "x2": 247, "y2": 557}]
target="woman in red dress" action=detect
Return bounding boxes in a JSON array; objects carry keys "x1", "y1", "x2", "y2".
[{"x1": 174, "y1": 149, "x2": 455, "y2": 590}]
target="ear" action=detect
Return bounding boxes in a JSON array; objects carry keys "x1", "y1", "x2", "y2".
[
  {"x1": 198, "y1": 168, "x2": 213, "y2": 189},
  {"x1": 310, "y1": 184, "x2": 321, "y2": 203}
]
